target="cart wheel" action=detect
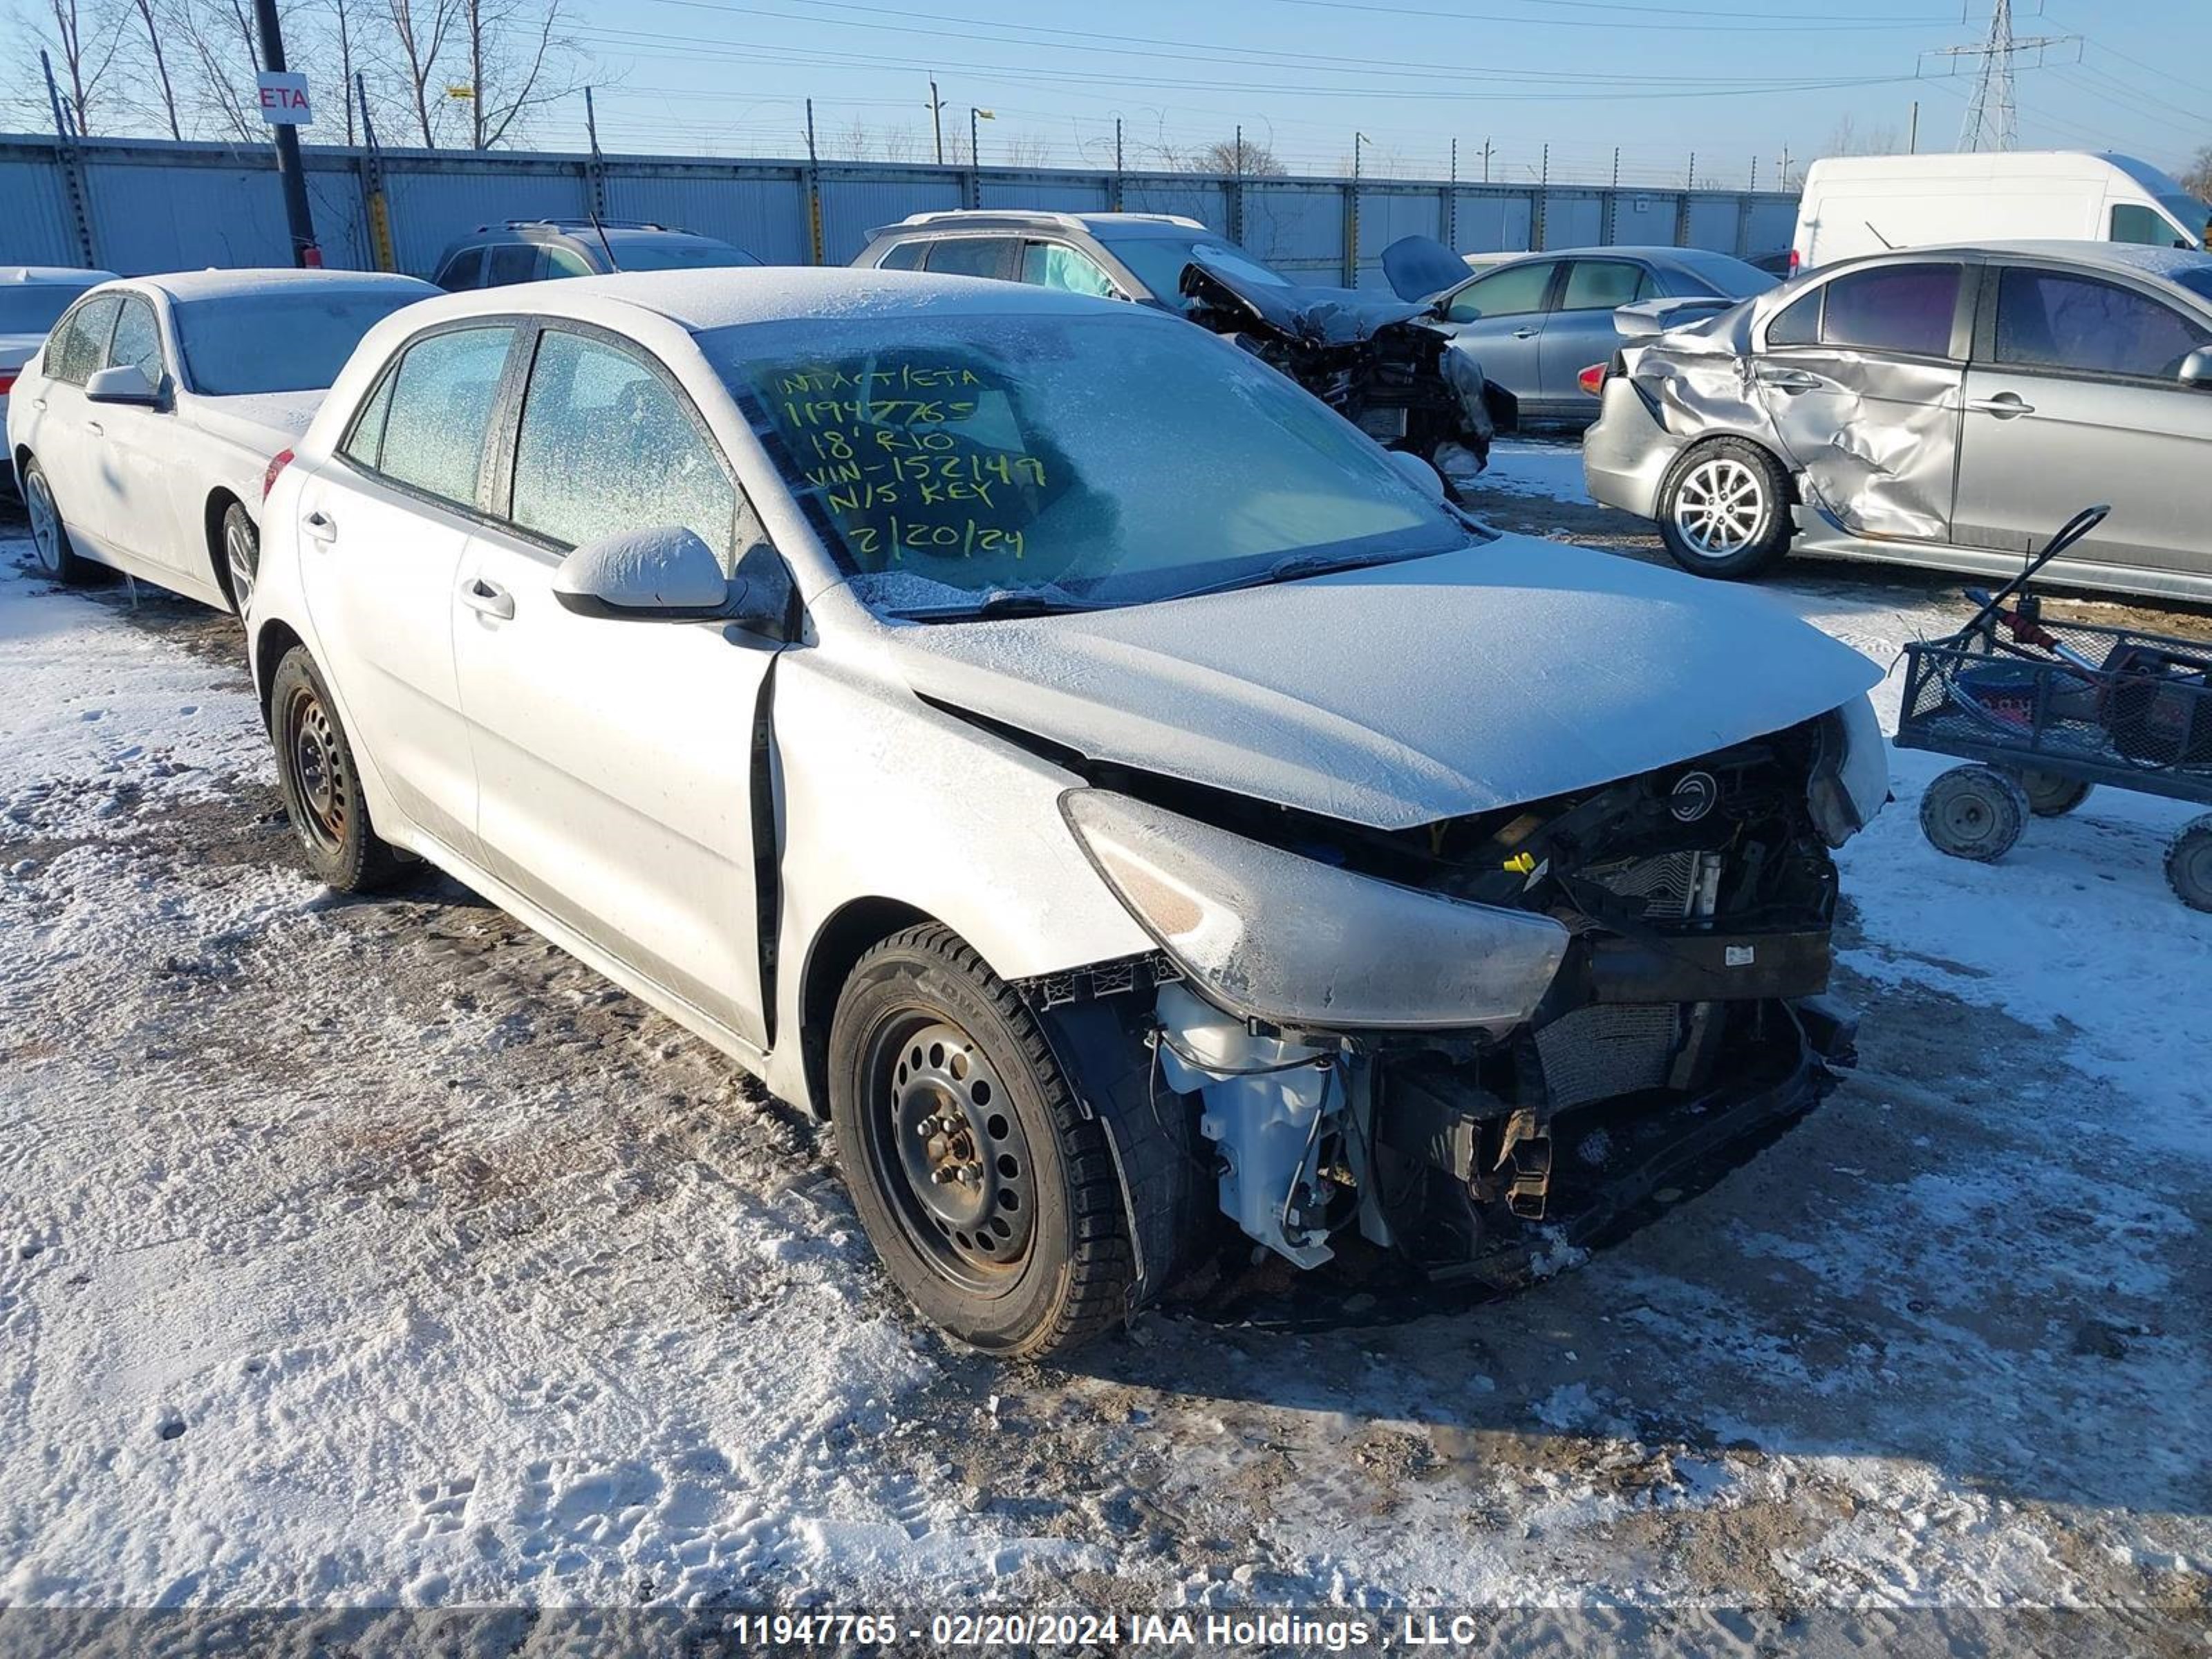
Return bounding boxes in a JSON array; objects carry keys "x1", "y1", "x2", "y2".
[
  {"x1": 1920, "y1": 765, "x2": 2029, "y2": 863},
  {"x1": 2012, "y1": 767, "x2": 2093, "y2": 818},
  {"x1": 2167, "y1": 814, "x2": 2212, "y2": 915}
]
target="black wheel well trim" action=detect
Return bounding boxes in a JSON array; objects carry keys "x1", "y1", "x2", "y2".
[
  {"x1": 253, "y1": 619, "x2": 306, "y2": 725},
  {"x1": 798, "y1": 897, "x2": 935, "y2": 1118},
  {"x1": 203, "y1": 487, "x2": 248, "y2": 607},
  {"x1": 1664, "y1": 432, "x2": 1801, "y2": 507}
]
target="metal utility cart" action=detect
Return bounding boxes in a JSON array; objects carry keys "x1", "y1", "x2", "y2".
[{"x1": 1895, "y1": 506, "x2": 2212, "y2": 912}]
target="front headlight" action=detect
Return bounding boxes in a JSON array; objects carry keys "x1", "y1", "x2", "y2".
[
  {"x1": 1807, "y1": 694, "x2": 1890, "y2": 849},
  {"x1": 1061, "y1": 789, "x2": 1570, "y2": 1032}
]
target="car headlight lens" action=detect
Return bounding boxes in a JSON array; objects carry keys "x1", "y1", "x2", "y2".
[
  {"x1": 1061, "y1": 789, "x2": 1571, "y2": 1032},
  {"x1": 1807, "y1": 693, "x2": 1890, "y2": 849}
]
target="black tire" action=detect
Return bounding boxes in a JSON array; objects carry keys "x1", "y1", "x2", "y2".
[
  {"x1": 2011, "y1": 767, "x2": 2092, "y2": 818},
  {"x1": 21, "y1": 456, "x2": 95, "y2": 585},
  {"x1": 1919, "y1": 764, "x2": 2028, "y2": 863},
  {"x1": 1658, "y1": 438, "x2": 1794, "y2": 579},
  {"x1": 828, "y1": 924, "x2": 1136, "y2": 1359},
  {"x1": 221, "y1": 501, "x2": 259, "y2": 619},
  {"x1": 2167, "y1": 814, "x2": 2212, "y2": 914},
  {"x1": 268, "y1": 646, "x2": 404, "y2": 894}
]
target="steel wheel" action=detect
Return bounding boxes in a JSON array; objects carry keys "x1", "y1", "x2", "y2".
[
  {"x1": 281, "y1": 682, "x2": 349, "y2": 854},
  {"x1": 223, "y1": 507, "x2": 259, "y2": 617},
  {"x1": 1671, "y1": 455, "x2": 1770, "y2": 559},
  {"x1": 859, "y1": 1014, "x2": 1038, "y2": 1293}
]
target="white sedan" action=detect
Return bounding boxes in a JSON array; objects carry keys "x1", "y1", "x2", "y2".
[
  {"x1": 250, "y1": 269, "x2": 1886, "y2": 1357},
  {"x1": 8, "y1": 268, "x2": 434, "y2": 614}
]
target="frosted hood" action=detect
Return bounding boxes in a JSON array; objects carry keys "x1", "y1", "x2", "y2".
[{"x1": 883, "y1": 534, "x2": 1882, "y2": 830}]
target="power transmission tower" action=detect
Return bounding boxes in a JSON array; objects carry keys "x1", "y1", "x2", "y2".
[{"x1": 1927, "y1": 0, "x2": 2074, "y2": 153}]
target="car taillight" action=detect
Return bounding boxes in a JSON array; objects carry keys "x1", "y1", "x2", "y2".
[
  {"x1": 1577, "y1": 362, "x2": 1606, "y2": 397},
  {"x1": 0, "y1": 369, "x2": 17, "y2": 397},
  {"x1": 263, "y1": 448, "x2": 294, "y2": 501},
  {"x1": 1788, "y1": 249, "x2": 1802, "y2": 274}
]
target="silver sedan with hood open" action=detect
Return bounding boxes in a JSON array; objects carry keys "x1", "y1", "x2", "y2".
[{"x1": 249, "y1": 268, "x2": 1886, "y2": 1358}]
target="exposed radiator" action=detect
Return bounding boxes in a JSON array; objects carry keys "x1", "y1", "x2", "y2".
[
  {"x1": 1535, "y1": 1002, "x2": 1681, "y2": 1110},
  {"x1": 1582, "y1": 849, "x2": 1712, "y2": 921}
]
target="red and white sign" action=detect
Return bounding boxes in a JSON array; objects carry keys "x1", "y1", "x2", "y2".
[{"x1": 256, "y1": 71, "x2": 312, "y2": 126}]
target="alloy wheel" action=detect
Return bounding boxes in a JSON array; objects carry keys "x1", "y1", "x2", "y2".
[
  {"x1": 225, "y1": 514, "x2": 258, "y2": 615},
  {"x1": 1672, "y1": 456, "x2": 1768, "y2": 558},
  {"x1": 25, "y1": 473, "x2": 64, "y2": 577}
]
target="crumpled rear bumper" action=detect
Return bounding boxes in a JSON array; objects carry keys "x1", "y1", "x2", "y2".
[{"x1": 1581, "y1": 376, "x2": 1680, "y2": 521}]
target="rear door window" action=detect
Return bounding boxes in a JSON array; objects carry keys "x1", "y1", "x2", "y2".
[
  {"x1": 48, "y1": 294, "x2": 121, "y2": 384},
  {"x1": 436, "y1": 247, "x2": 485, "y2": 290},
  {"x1": 1992, "y1": 267, "x2": 2211, "y2": 380},
  {"x1": 1816, "y1": 262, "x2": 1961, "y2": 357},
  {"x1": 543, "y1": 245, "x2": 594, "y2": 278},
  {"x1": 1445, "y1": 262, "x2": 1556, "y2": 324},
  {"x1": 1765, "y1": 286, "x2": 1821, "y2": 347},
  {"x1": 373, "y1": 326, "x2": 517, "y2": 507},
  {"x1": 483, "y1": 244, "x2": 538, "y2": 288},
  {"x1": 1557, "y1": 261, "x2": 1649, "y2": 312},
  {"x1": 876, "y1": 241, "x2": 925, "y2": 271},
  {"x1": 922, "y1": 238, "x2": 1017, "y2": 280},
  {"x1": 106, "y1": 295, "x2": 165, "y2": 383},
  {"x1": 507, "y1": 328, "x2": 735, "y2": 556}
]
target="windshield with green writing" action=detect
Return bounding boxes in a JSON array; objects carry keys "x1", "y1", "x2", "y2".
[{"x1": 713, "y1": 312, "x2": 1474, "y2": 619}]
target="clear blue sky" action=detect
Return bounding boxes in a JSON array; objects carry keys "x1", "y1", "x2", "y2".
[{"x1": 538, "y1": 0, "x2": 2210, "y2": 187}]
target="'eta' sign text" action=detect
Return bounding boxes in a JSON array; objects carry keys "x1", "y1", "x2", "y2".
[{"x1": 256, "y1": 71, "x2": 311, "y2": 125}]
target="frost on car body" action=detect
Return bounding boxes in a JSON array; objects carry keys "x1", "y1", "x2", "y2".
[{"x1": 248, "y1": 268, "x2": 1888, "y2": 1356}]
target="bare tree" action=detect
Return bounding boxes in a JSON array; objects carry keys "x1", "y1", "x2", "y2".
[
  {"x1": 127, "y1": 0, "x2": 182, "y2": 137},
  {"x1": 1165, "y1": 135, "x2": 1285, "y2": 177},
  {"x1": 457, "y1": 0, "x2": 579, "y2": 149},
  {"x1": 878, "y1": 122, "x2": 916, "y2": 164},
  {"x1": 1000, "y1": 129, "x2": 1051, "y2": 168},
  {"x1": 1822, "y1": 113, "x2": 1903, "y2": 159},
  {"x1": 36, "y1": 0, "x2": 130, "y2": 133},
  {"x1": 2183, "y1": 146, "x2": 2211, "y2": 206},
  {"x1": 165, "y1": 0, "x2": 264, "y2": 142},
  {"x1": 386, "y1": 0, "x2": 458, "y2": 144},
  {"x1": 827, "y1": 113, "x2": 873, "y2": 161}
]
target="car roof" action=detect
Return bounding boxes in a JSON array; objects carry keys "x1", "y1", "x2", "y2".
[
  {"x1": 388, "y1": 265, "x2": 1154, "y2": 335},
  {"x1": 1801, "y1": 241, "x2": 2212, "y2": 284},
  {"x1": 1, "y1": 265, "x2": 117, "y2": 285},
  {"x1": 873, "y1": 210, "x2": 1206, "y2": 241},
  {"x1": 130, "y1": 268, "x2": 436, "y2": 303}
]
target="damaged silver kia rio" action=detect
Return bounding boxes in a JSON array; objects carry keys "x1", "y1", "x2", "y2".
[{"x1": 250, "y1": 268, "x2": 1887, "y2": 1358}]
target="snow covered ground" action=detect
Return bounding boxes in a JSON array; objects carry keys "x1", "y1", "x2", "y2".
[{"x1": 1, "y1": 485, "x2": 2208, "y2": 1649}]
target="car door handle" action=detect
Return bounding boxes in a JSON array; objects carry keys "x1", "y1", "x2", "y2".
[
  {"x1": 303, "y1": 510, "x2": 337, "y2": 543},
  {"x1": 1757, "y1": 368, "x2": 1823, "y2": 393},
  {"x1": 1512, "y1": 326, "x2": 1539, "y2": 339},
  {"x1": 459, "y1": 577, "x2": 515, "y2": 621},
  {"x1": 31, "y1": 397, "x2": 46, "y2": 411},
  {"x1": 84, "y1": 420, "x2": 102, "y2": 436},
  {"x1": 1965, "y1": 393, "x2": 2036, "y2": 418}
]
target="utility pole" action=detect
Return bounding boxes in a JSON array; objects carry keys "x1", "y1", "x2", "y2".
[
  {"x1": 805, "y1": 97, "x2": 824, "y2": 264},
  {"x1": 1908, "y1": 99, "x2": 1920, "y2": 153},
  {"x1": 1480, "y1": 137, "x2": 1494, "y2": 184},
  {"x1": 252, "y1": 0, "x2": 318, "y2": 265},
  {"x1": 927, "y1": 77, "x2": 944, "y2": 165},
  {"x1": 1931, "y1": 0, "x2": 2074, "y2": 153}
]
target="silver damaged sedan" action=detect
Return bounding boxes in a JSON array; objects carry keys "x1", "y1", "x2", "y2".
[
  {"x1": 1584, "y1": 241, "x2": 2212, "y2": 601},
  {"x1": 248, "y1": 268, "x2": 1886, "y2": 1356}
]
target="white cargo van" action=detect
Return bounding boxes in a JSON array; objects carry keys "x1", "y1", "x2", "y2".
[{"x1": 1792, "y1": 151, "x2": 2208, "y2": 270}]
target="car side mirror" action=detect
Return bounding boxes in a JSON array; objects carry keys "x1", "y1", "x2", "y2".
[
  {"x1": 85, "y1": 363, "x2": 160, "y2": 406},
  {"x1": 2180, "y1": 347, "x2": 2212, "y2": 390},
  {"x1": 1387, "y1": 448, "x2": 1445, "y2": 501},
  {"x1": 553, "y1": 525, "x2": 732, "y2": 621}
]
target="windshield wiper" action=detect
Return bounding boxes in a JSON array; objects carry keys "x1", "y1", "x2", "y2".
[{"x1": 894, "y1": 590, "x2": 1112, "y2": 623}]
